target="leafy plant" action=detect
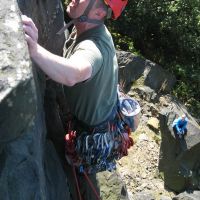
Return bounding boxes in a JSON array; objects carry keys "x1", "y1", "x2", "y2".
[{"x1": 107, "y1": 0, "x2": 200, "y2": 119}]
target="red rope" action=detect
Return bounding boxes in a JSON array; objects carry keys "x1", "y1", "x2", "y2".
[
  {"x1": 83, "y1": 171, "x2": 101, "y2": 200},
  {"x1": 72, "y1": 164, "x2": 83, "y2": 200},
  {"x1": 66, "y1": 121, "x2": 100, "y2": 200}
]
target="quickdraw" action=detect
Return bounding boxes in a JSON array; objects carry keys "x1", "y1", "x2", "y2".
[{"x1": 64, "y1": 111, "x2": 136, "y2": 174}]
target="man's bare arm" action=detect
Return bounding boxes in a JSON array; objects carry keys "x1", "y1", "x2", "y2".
[{"x1": 22, "y1": 15, "x2": 92, "y2": 86}]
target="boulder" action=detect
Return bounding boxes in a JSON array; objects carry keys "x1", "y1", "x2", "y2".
[
  {"x1": 173, "y1": 191, "x2": 200, "y2": 200},
  {"x1": 131, "y1": 191, "x2": 155, "y2": 200},
  {"x1": 147, "y1": 117, "x2": 160, "y2": 132},
  {"x1": 116, "y1": 51, "x2": 176, "y2": 93},
  {"x1": 160, "y1": 195, "x2": 172, "y2": 200},
  {"x1": 159, "y1": 101, "x2": 200, "y2": 192},
  {"x1": 132, "y1": 86, "x2": 157, "y2": 102},
  {"x1": 97, "y1": 171, "x2": 130, "y2": 200}
]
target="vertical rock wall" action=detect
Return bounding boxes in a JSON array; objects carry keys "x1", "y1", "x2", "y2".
[{"x1": 0, "y1": 0, "x2": 71, "y2": 199}]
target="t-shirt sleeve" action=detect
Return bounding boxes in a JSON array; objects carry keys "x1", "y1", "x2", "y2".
[{"x1": 70, "y1": 40, "x2": 103, "y2": 79}]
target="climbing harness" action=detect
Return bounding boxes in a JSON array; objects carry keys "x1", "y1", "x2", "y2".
[
  {"x1": 65, "y1": 85, "x2": 140, "y2": 199},
  {"x1": 65, "y1": 85, "x2": 141, "y2": 173}
]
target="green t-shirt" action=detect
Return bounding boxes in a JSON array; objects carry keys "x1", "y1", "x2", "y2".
[{"x1": 64, "y1": 25, "x2": 118, "y2": 126}]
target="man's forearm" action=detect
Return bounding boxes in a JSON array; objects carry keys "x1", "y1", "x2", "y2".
[
  {"x1": 22, "y1": 15, "x2": 92, "y2": 86},
  {"x1": 31, "y1": 44, "x2": 80, "y2": 86}
]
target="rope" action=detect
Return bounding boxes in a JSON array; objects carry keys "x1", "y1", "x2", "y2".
[
  {"x1": 72, "y1": 164, "x2": 100, "y2": 200},
  {"x1": 72, "y1": 164, "x2": 83, "y2": 200},
  {"x1": 83, "y1": 171, "x2": 101, "y2": 200}
]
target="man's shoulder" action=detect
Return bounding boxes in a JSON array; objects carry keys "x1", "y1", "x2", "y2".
[
  {"x1": 77, "y1": 39, "x2": 97, "y2": 47},
  {"x1": 75, "y1": 40, "x2": 102, "y2": 56}
]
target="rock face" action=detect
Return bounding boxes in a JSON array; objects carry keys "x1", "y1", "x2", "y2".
[
  {"x1": 97, "y1": 171, "x2": 130, "y2": 200},
  {"x1": 159, "y1": 105, "x2": 200, "y2": 192},
  {"x1": 147, "y1": 117, "x2": 160, "y2": 132},
  {"x1": 173, "y1": 191, "x2": 200, "y2": 200},
  {"x1": 0, "y1": 0, "x2": 35, "y2": 143},
  {"x1": 117, "y1": 51, "x2": 176, "y2": 93},
  {"x1": 116, "y1": 52, "x2": 200, "y2": 198},
  {"x1": 0, "y1": 0, "x2": 70, "y2": 199}
]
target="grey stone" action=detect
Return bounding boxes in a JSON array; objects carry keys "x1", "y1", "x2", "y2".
[
  {"x1": 132, "y1": 191, "x2": 155, "y2": 200},
  {"x1": 134, "y1": 86, "x2": 157, "y2": 102},
  {"x1": 0, "y1": 0, "x2": 35, "y2": 143},
  {"x1": 147, "y1": 117, "x2": 160, "y2": 131},
  {"x1": 173, "y1": 191, "x2": 200, "y2": 200},
  {"x1": 0, "y1": 0, "x2": 70, "y2": 199},
  {"x1": 97, "y1": 171, "x2": 130, "y2": 200},
  {"x1": 159, "y1": 103, "x2": 200, "y2": 192},
  {"x1": 160, "y1": 195, "x2": 172, "y2": 200},
  {"x1": 117, "y1": 51, "x2": 176, "y2": 93}
]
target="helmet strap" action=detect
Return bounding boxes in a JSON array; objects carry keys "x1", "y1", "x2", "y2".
[
  {"x1": 106, "y1": 7, "x2": 112, "y2": 19},
  {"x1": 57, "y1": 0, "x2": 104, "y2": 35}
]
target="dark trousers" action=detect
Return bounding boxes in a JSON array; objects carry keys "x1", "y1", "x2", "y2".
[{"x1": 173, "y1": 126, "x2": 187, "y2": 139}]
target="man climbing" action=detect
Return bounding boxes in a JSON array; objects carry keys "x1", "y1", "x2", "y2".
[
  {"x1": 22, "y1": 0, "x2": 128, "y2": 126},
  {"x1": 172, "y1": 114, "x2": 188, "y2": 139},
  {"x1": 22, "y1": 0, "x2": 133, "y2": 199}
]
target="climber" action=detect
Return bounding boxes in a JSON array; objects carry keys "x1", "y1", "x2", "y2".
[
  {"x1": 172, "y1": 114, "x2": 188, "y2": 139},
  {"x1": 22, "y1": 0, "x2": 132, "y2": 167},
  {"x1": 22, "y1": 0, "x2": 139, "y2": 199}
]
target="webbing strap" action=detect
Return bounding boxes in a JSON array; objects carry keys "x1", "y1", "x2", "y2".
[
  {"x1": 56, "y1": 18, "x2": 103, "y2": 35},
  {"x1": 57, "y1": 19, "x2": 76, "y2": 35},
  {"x1": 83, "y1": 0, "x2": 96, "y2": 16},
  {"x1": 57, "y1": 0, "x2": 104, "y2": 35}
]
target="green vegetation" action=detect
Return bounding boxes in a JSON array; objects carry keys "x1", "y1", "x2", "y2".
[
  {"x1": 107, "y1": 0, "x2": 200, "y2": 119},
  {"x1": 153, "y1": 134, "x2": 161, "y2": 145},
  {"x1": 132, "y1": 76, "x2": 145, "y2": 87}
]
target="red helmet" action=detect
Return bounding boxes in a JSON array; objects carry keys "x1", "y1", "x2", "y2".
[{"x1": 104, "y1": 0, "x2": 128, "y2": 19}]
